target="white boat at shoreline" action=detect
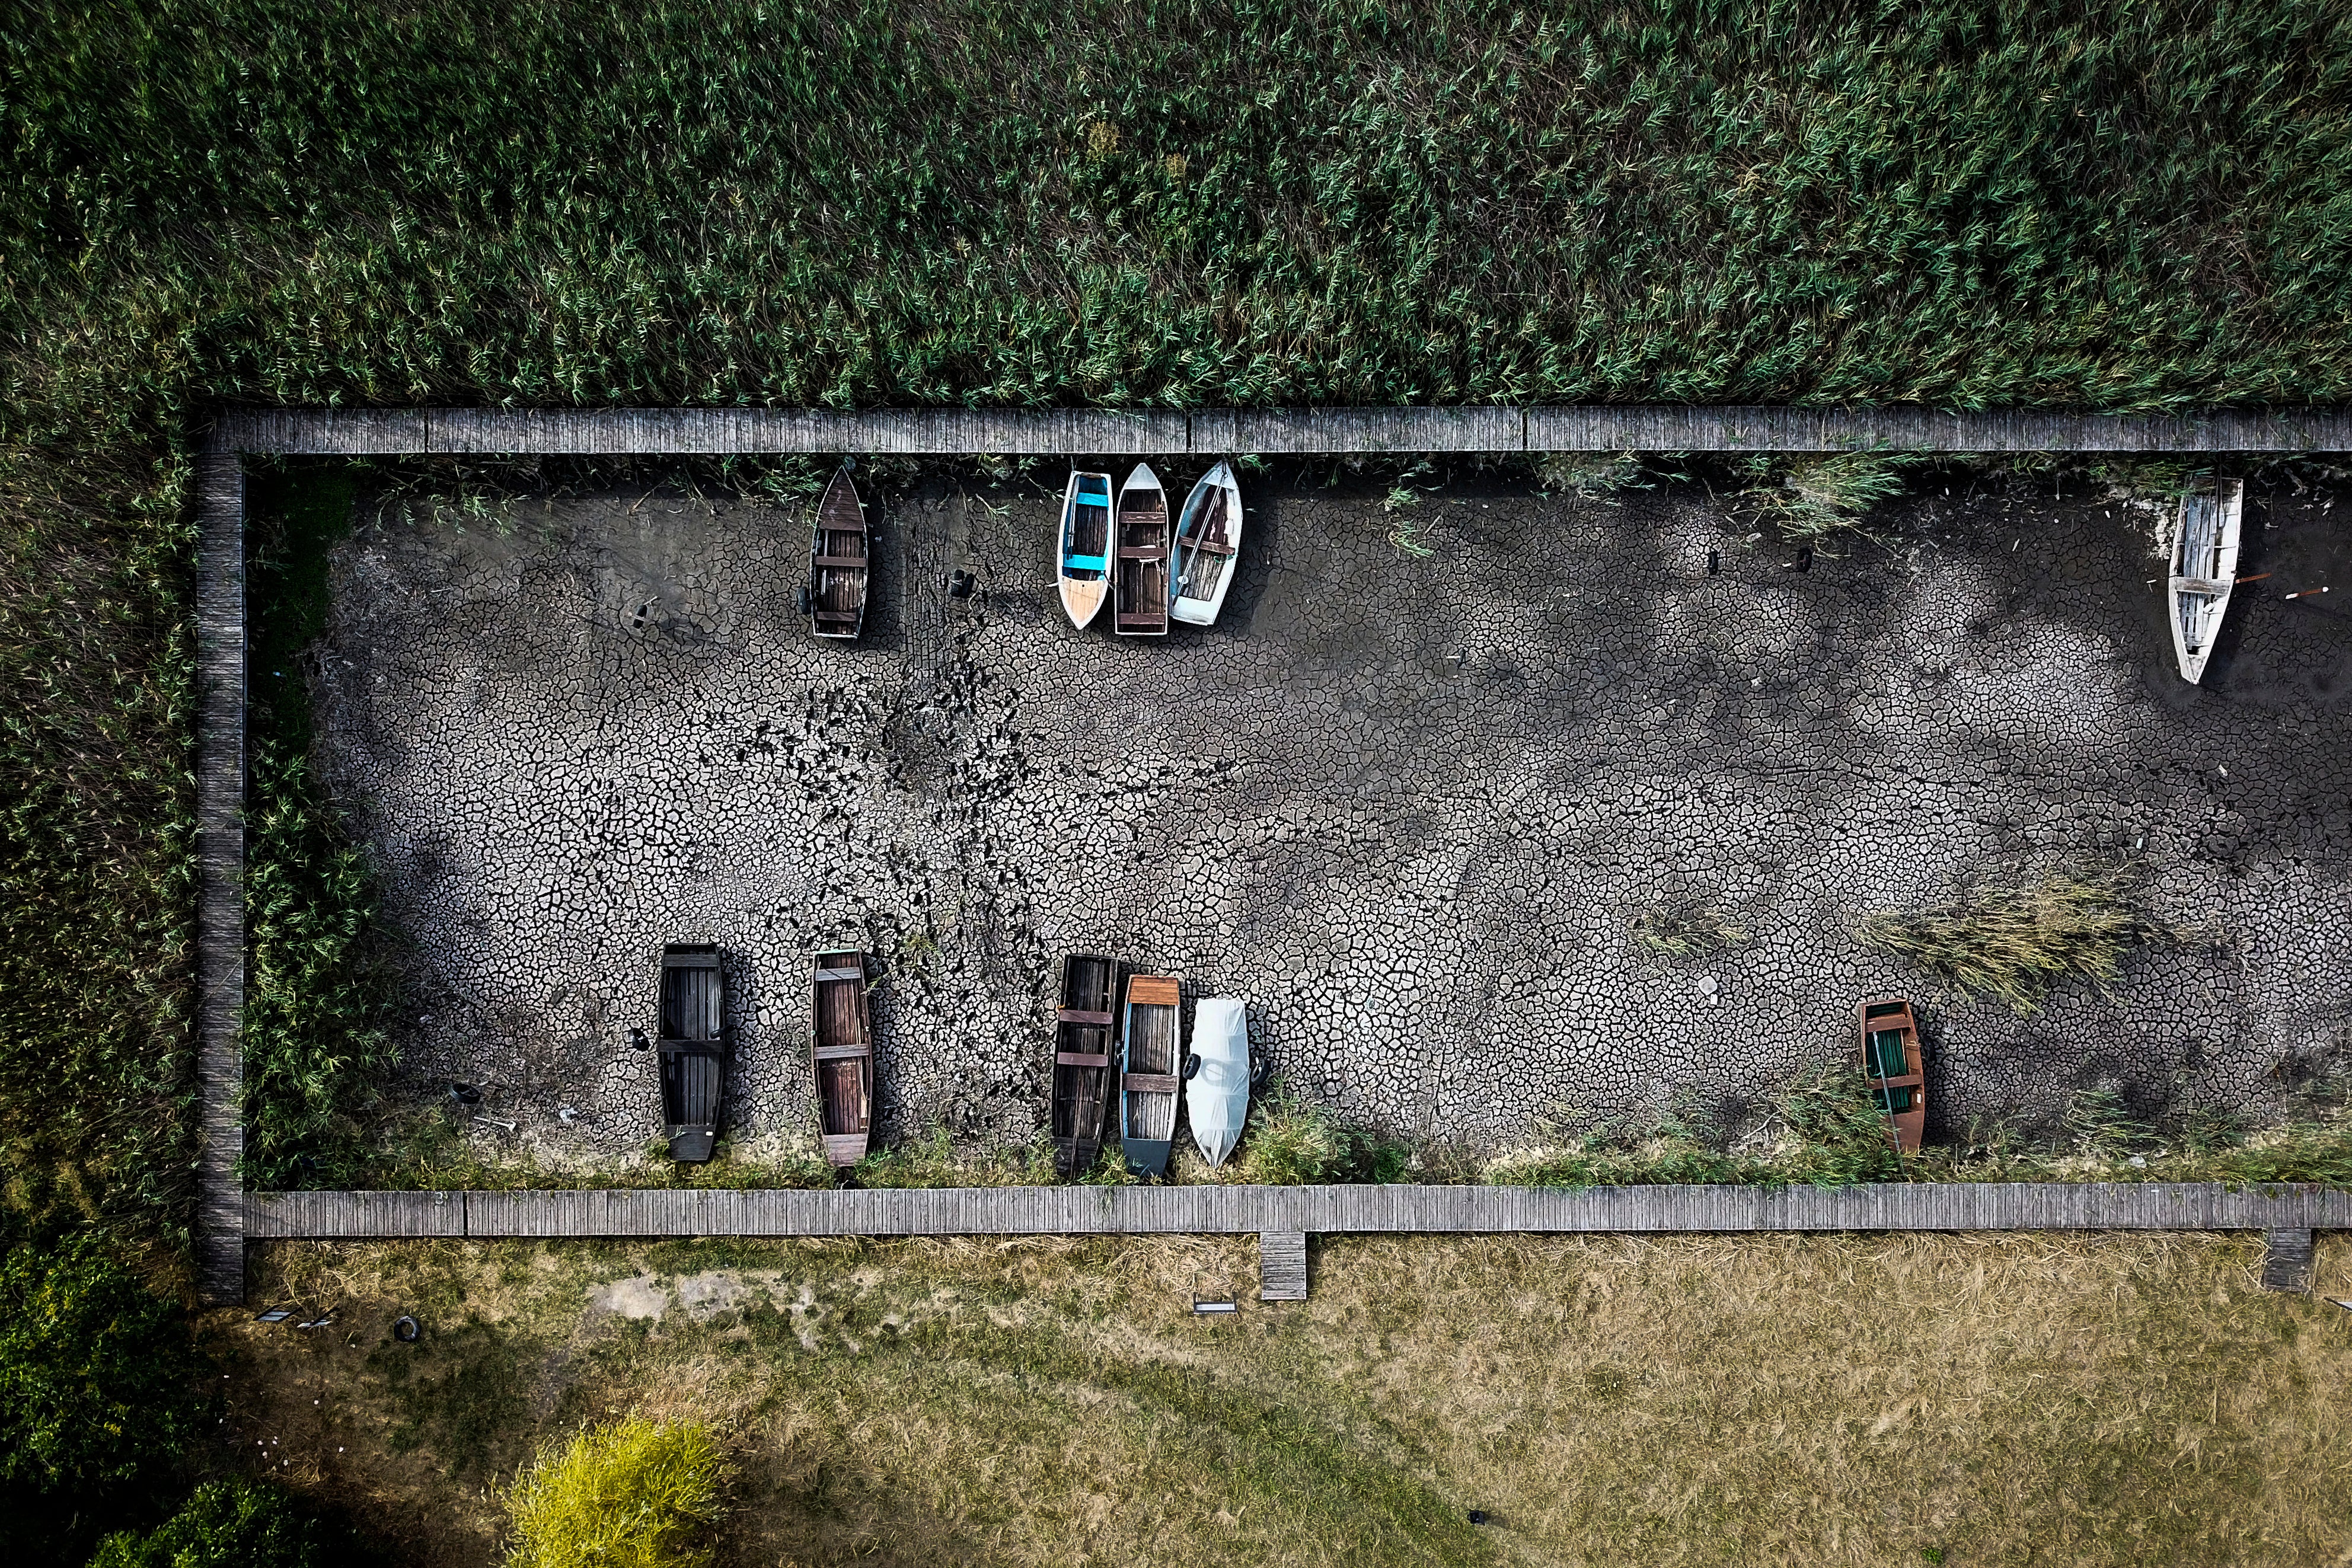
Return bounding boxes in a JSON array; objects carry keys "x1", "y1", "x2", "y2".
[
  {"x1": 1172, "y1": 462, "x2": 1244, "y2": 626},
  {"x1": 2168, "y1": 477, "x2": 2244, "y2": 684}
]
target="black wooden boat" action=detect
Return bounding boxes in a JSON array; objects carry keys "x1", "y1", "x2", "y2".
[
  {"x1": 809, "y1": 463, "x2": 871, "y2": 640},
  {"x1": 813, "y1": 950, "x2": 874, "y2": 1165},
  {"x1": 1051, "y1": 953, "x2": 1118, "y2": 1177},
  {"x1": 658, "y1": 944, "x2": 727, "y2": 1163}
]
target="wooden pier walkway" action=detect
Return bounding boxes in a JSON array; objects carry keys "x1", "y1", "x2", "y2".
[
  {"x1": 248, "y1": 1181, "x2": 2352, "y2": 1242},
  {"x1": 208, "y1": 403, "x2": 2352, "y2": 458},
  {"x1": 189, "y1": 399, "x2": 2352, "y2": 1303}
]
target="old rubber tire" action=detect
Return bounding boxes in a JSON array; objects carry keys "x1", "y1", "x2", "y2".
[{"x1": 392, "y1": 1315, "x2": 421, "y2": 1343}]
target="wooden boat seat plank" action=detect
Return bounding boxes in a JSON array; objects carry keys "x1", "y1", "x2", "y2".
[
  {"x1": 1057, "y1": 1007, "x2": 1112, "y2": 1025},
  {"x1": 1056, "y1": 1051, "x2": 1110, "y2": 1067},
  {"x1": 1127, "y1": 977, "x2": 1181, "y2": 1005},
  {"x1": 1124, "y1": 1072, "x2": 1180, "y2": 1094},
  {"x1": 812, "y1": 553, "x2": 870, "y2": 569},
  {"x1": 812, "y1": 1042, "x2": 872, "y2": 1061},
  {"x1": 815, "y1": 967, "x2": 866, "y2": 983}
]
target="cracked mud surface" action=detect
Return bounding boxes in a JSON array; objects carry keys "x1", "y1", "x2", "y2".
[{"x1": 308, "y1": 468, "x2": 2352, "y2": 1165}]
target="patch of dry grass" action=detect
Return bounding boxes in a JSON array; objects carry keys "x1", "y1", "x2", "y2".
[{"x1": 205, "y1": 1232, "x2": 2352, "y2": 1567}]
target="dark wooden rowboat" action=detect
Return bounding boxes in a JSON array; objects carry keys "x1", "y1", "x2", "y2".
[
  {"x1": 1051, "y1": 952, "x2": 1118, "y2": 1178},
  {"x1": 813, "y1": 950, "x2": 874, "y2": 1165},
  {"x1": 809, "y1": 464, "x2": 871, "y2": 640},
  {"x1": 1857, "y1": 995, "x2": 1926, "y2": 1153},
  {"x1": 1120, "y1": 973, "x2": 1182, "y2": 1177},
  {"x1": 658, "y1": 944, "x2": 727, "y2": 1163},
  {"x1": 1112, "y1": 464, "x2": 1170, "y2": 637}
]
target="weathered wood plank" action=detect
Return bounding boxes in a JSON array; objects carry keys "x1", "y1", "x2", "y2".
[
  {"x1": 209, "y1": 404, "x2": 2352, "y2": 458},
  {"x1": 1259, "y1": 1232, "x2": 1309, "y2": 1300},
  {"x1": 209, "y1": 408, "x2": 429, "y2": 454},
  {"x1": 2261, "y1": 1228, "x2": 2315, "y2": 1292},
  {"x1": 241, "y1": 1182, "x2": 2352, "y2": 1239},
  {"x1": 246, "y1": 1190, "x2": 464, "y2": 1238},
  {"x1": 195, "y1": 454, "x2": 247, "y2": 1306}
]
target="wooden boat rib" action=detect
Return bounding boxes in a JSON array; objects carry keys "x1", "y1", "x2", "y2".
[
  {"x1": 812, "y1": 950, "x2": 874, "y2": 1166},
  {"x1": 2168, "y1": 477, "x2": 2244, "y2": 684},
  {"x1": 1058, "y1": 471, "x2": 1114, "y2": 629},
  {"x1": 1051, "y1": 952, "x2": 1118, "y2": 1178},
  {"x1": 810, "y1": 464, "x2": 871, "y2": 640},
  {"x1": 1170, "y1": 462, "x2": 1244, "y2": 626},
  {"x1": 1857, "y1": 996, "x2": 1926, "y2": 1154},
  {"x1": 1120, "y1": 974, "x2": 1182, "y2": 1177},
  {"x1": 658, "y1": 944, "x2": 727, "y2": 1164},
  {"x1": 1112, "y1": 464, "x2": 1170, "y2": 637}
]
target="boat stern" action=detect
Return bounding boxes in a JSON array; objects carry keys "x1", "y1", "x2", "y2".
[{"x1": 1123, "y1": 1137, "x2": 1173, "y2": 1179}]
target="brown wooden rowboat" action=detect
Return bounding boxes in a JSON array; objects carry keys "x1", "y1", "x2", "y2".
[
  {"x1": 813, "y1": 950, "x2": 874, "y2": 1165},
  {"x1": 809, "y1": 464, "x2": 871, "y2": 640},
  {"x1": 1051, "y1": 952, "x2": 1118, "y2": 1178},
  {"x1": 1857, "y1": 995, "x2": 1926, "y2": 1153}
]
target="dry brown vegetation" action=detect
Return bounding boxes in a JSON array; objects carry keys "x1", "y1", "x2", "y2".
[{"x1": 206, "y1": 1232, "x2": 2352, "y2": 1567}]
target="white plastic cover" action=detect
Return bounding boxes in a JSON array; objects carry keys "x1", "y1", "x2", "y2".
[{"x1": 1186, "y1": 997, "x2": 1250, "y2": 1167}]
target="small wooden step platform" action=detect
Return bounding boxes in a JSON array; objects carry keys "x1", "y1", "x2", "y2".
[
  {"x1": 2261, "y1": 1228, "x2": 2314, "y2": 1292},
  {"x1": 1260, "y1": 1231, "x2": 1308, "y2": 1300}
]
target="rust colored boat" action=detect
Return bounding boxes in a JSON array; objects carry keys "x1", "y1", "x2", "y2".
[
  {"x1": 1857, "y1": 995, "x2": 1926, "y2": 1153},
  {"x1": 813, "y1": 950, "x2": 875, "y2": 1165}
]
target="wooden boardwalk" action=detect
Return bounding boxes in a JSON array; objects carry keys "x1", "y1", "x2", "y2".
[
  {"x1": 248, "y1": 1182, "x2": 2352, "y2": 1241},
  {"x1": 194, "y1": 454, "x2": 247, "y2": 1305},
  {"x1": 207, "y1": 404, "x2": 2352, "y2": 458},
  {"x1": 190, "y1": 398, "x2": 2352, "y2": 1302}
]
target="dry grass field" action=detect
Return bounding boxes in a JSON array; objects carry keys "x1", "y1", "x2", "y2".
[{"x1": 210, "y1": 1232, "x2": 2352, "y2": 1567}]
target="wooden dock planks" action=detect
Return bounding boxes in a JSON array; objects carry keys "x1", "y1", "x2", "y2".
[
  {"x1": 195, "y1": 454, "x2": 247, "y2": 1306},
  {"x1": 1259, "y1": 1232, "x2": 1309, "y2": 1299},
  {"x1": 203, "y1": 405, "x2": 2352, "y2": 458},
  {"x1": 245, "y1": 1182, "x2": 2352, "y2": 1241}
]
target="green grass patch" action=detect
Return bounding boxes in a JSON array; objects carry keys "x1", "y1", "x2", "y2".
[{"x1": 502, "y1": 1417, "x2": 727, "y2": 1568}]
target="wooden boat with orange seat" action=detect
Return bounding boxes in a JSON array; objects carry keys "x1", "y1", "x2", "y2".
[
  {"x1": 812, "y1": 950, "x2": 874, "y2": 1165},
  {"x1": 1120, "y1": 973, "x2": 1182, "y2": 1176},
  {"x1": 1050, "y1": 953, "x2": 1118, "y2": 1177},
  {"x1": 1112, "y1": 464, "x2": 1170, "y2": 637},
  {"x1": 1857, "y1": 995, "x2": 1926, "y2": 1152},
  {"x1": 657, "y1": 944, "x2": 727, "y2": 1163},
  {"x1": 808, "y1": 463, "x2": 871, "y2": 640}
]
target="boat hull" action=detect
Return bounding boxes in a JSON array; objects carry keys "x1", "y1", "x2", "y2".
[
  {"x1": 1120, "y1": 973, "x2": 1182, "y2": 1178},
  {"x1": 1185, "y1": 997, "x2": 1249, "y2": 1167},
  {"x1": 1051, "y1": 952, "x2": 1118, "y2": 1178},
  {"x1": 1171, "y1": 462, "x2": 1243, "y2": 626},
  {"x1": 2166, "y1": 478, "x2": 2244, "y2": 685},
  {"x1": 813, "y1": 951, "x2": 875, "y2": 1167},
  {"x1": 1113, "y1": 463, "x2": 1171, "y2": 637},
  {"x1": 1057, "y1": 471, "x2": 1114, "y2": 630}
]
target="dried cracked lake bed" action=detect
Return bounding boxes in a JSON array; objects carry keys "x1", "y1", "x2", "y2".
[{"x1": 307, "y1": 466, "x2": 2352, "y2": 1166}]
